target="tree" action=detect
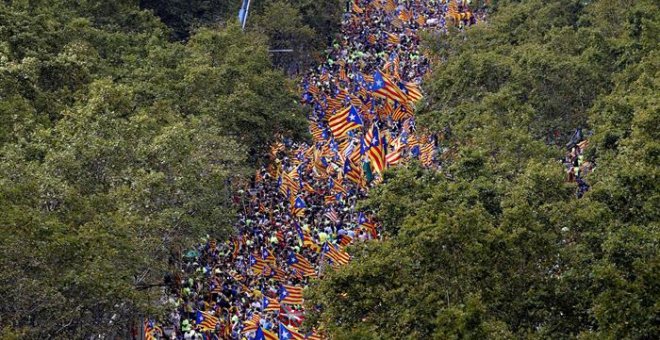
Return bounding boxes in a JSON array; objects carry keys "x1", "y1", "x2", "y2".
[
  {"x1": 138, "y1": 0, "x2": 345, "y2": 72},
  {"x1": 306, "y1": 0, "x2": 659, "y2": 338},
  {"x1": 0, "y1": 1, "x2": 307, "y2": 337},
  {"x1": 252, "y1": 1, "x2": 319, "y2": 72},
  {"x1": 139, "y1": 0, "x2": 239, "y2": 40}
]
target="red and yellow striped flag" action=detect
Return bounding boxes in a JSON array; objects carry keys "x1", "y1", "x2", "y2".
[
  {"x1": 384, "y1": 0, "x2": 397, "y2": 12},
  {"x1": 352, "y1": 0, "x2": 364, "y2": 14}
]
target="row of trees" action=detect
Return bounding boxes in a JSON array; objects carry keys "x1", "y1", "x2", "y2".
[
  {"x1": 140, "y1": 0, "x2": 345, "y2": 72},
  {"x1": 0, "y1": 1, "x2": 313, "y2": 338},
  {"x1": 306, "y1": 0, "x2": 659, "y2": 338}
]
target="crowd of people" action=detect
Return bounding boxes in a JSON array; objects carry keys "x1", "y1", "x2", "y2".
[
  {"x1": 143, "y1": 1, "x2": 484, "y2": 339},
  {"x1": 564, "y1": 128, "x2": 593, "y2": 198}
]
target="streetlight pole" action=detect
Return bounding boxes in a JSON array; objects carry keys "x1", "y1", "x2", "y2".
[{"x1": 238, "y1": 0, "x2": 252, "y2": 31}]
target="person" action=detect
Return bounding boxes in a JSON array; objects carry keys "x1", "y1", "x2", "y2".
[
  {"x1": 566, "y1": 127, "x2": 583, "y2": 149},
  {"x1": 152, "y1": 1, "x2": 490, "y2": 337}
]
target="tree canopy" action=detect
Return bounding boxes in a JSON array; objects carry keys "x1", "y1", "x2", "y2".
[
  {"x1": 306, "y1": 0, "x2": 659, "y2": 338},
  {"x1": 140, "y1": 0, "x2": 344, "y2": 72},
  {"x1": 0, "y1": 0, "x2": 657, "y2": 338},
  {"x1": 0, "y1": 0, "x2": 306, "y2": 337}
]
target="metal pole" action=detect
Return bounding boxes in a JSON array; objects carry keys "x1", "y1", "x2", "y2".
[
  {"x1": 238, "y1": 0, "x2": 246, "y2": 24},
  {"x1": 139, "y1": 318, "x2": 145, "y2": 340},
  {"x1": 242, "y1": 0, "x2": 251, "y2": 30}
]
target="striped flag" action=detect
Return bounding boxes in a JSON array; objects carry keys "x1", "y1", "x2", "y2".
[
  {"x1": 392, "y1": 104, "x2": 409, "y2": 121},
  {"x1": 386, "y1": 146, "x2": 402, "y2": 166},
  {"x1": 295, "y1": 222, "x2": 318, "y2": 251},
  {"x1": 319, "y1": 68, "x2": 329, "y2": 82},
  {"x1": 279, "y1": 322, "x2": 305, "y2": 340},
  {"x1": 362, "y1": 72, "x2": 374, "y2": 83},
  {"x1": 403, "y1": 81, "x2": 423, "y2": 102},
  {"x1": 281, "y1": 171, "x2": 297, "y2": 195},
  {"x1": 386, "y1": 32, "x2": 400, "y2": 45},
  {"x1": 339, "y1": 234, "x2": 353, "y2": 246},
  {"x1": 359, "y1": 212, "x2": 378, "y2": 238},
  {"x1": 291, "y1": 268, "x2": 304, "y2": 280},
  {"x1": 420, "y1": 142, "x2": 435, "y2": 166},
  {"x1": 249, "y1": 254, "x2": 266, "y2": 273},
  {"x1": 369, "y1": 70, "x2": 408, "y2": 104},
  {"x1": 323, "y1": 243, "x2": 350, "y2": 266},
  {"x1": 408, "y1": 133, "x2": 420, "y2": 148},
  {"x1": 262, "y1": 296, "x2": 281, "y2": 312},
  {"x1": 328, "y1": 106, "x2": 363, "y2": 139},
  {"x1": 302, "y1": 181, "x2": 316, "y2": 194},
  {"x1": 307, "y1": 83, "x2": 320, "y2": 97},
  {"x1": 380, "y1": 99, "x2": 394, "y2": 118},
  {"x1": 279, "y1": 284, "x2": 304, "y2": 305},
  {"x1": 416, "y1": 14, "x2": 426, "y2": 26},
  {"x1": 262, "y1": 248, "x2": 276, "y2": 264},
  {"x1": 211, "y1": 283, "x2": 223, "y2": 295},
  {"x1": 287, "y1": 252, "x2": 316, "y2": 277},
  {"x1": 329, "y1": 177, "x2": 348, "y2": 195},
  {"x1": 273, "y1": 266, "x2": 287, "y2": 282},
  {"x1": 230, "y1": 271, "x2": 245, "y2": 283},
  {"x1": 263, "y1": 264, "x2": 278, "y2": 279},
  {"x1": 350, "y1": 140, "x2": 362, "y2": 164},
  {"x1": 343, "y1": 158, "x2": 362, "y2": 185},
  {"x1": 310, "y1": 123, "x2": 325, "y2": 142},
  {"x1": 398, "y1": 9, "x2": 412, "y2": 22},
  {"x1": 254, "y1": 326, "x2": 278, "y2": 340},
  {"x1": 324, "y1": 194, "x2": 336, "y2": 205},
  {"x1": 325, "y1": 209, "x2": 340, "y2": 224},
  {"x1": 349, "y1": 95, "x2": 362, "y2": 108},
  {"x1": 384, "y1": 0, "x2": 396, "y2": 12},
  {"x1": 448, "y1": 0, "x2": 459, "y2": 16},
  {"x1": 391, "y1": 16, "x2": 404, "y2": 29},
  {"x1": 306, "y1": 331, "x2": 323, "y2": 340},
  {"x1": 326, "y1": 97, "x2": 342, "y2": 112},
  {"x1": 352, "y1": 0, "x2": 364, "y2": 14},
  {"x1": 195, "y1": 311, "x2": 219, "y2": 331},
  {"x1": 339, "y1": 66, "x2": 348, "y2": 82},
  {"x1": 144, "y1": 320, "x2": 157, "y2": 340},
  {"x1": 270, "y1": 141, "x2": 285, "y2": 157},
  {"x1": 242, "y1": 313, "x2": 261, "y2": 333},
  {"x1": 393, "y1": 52, "x2": 403, "y2": 76},
  {"x1": 367, "y1": 125, "x2": 386, "y2": 173},
  {"x1": 255, "y1": 169, "x2": 263, "y2": 183},
  {"x1": 291, "y1": 196, "x2": 307, "y2": 217},
  {"x1": 358, "y1": 86, "x2": 369, "y2": 98},
  {"x1": 232, "y1": 239, "x2": 241, "y2": 259}
]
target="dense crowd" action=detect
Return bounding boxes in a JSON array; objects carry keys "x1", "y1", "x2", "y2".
[
  {"x1": 144, "y1": 1, "x2": 484, "y2": 339},
  {"x1": 564, "y1": 128, "x2": 592, "y2": 198}
]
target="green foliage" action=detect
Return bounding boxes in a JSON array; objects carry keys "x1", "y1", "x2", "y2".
[
  {"x1": 308, "y1": 0, "x2": 659, "y2": 338},
  {"x1": 248, "y1": 0, "x2": 343, "y2": 43},
  {"x1": 139, "y1": 0, "x2": 240, "y2": 40},
  {"x1": 249, "y1": 0, "x2": 343, "y2": 72},
  {"x1": 252, "y1": 1, "x2": 319, "y2": 71},
  {"x1": 0, "y1": 1, "x2": 306, "y2": 338},
  {"x1": 139, "y1": 0, "x2": 344, "y2": 72}
]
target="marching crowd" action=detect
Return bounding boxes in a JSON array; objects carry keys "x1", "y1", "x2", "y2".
[
  {"x1": 144, "y1": 1, "x2": 485, "y2": 339},
  {"x1": 565, "y1": 128, "x2": 593, "y2": 198}
]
